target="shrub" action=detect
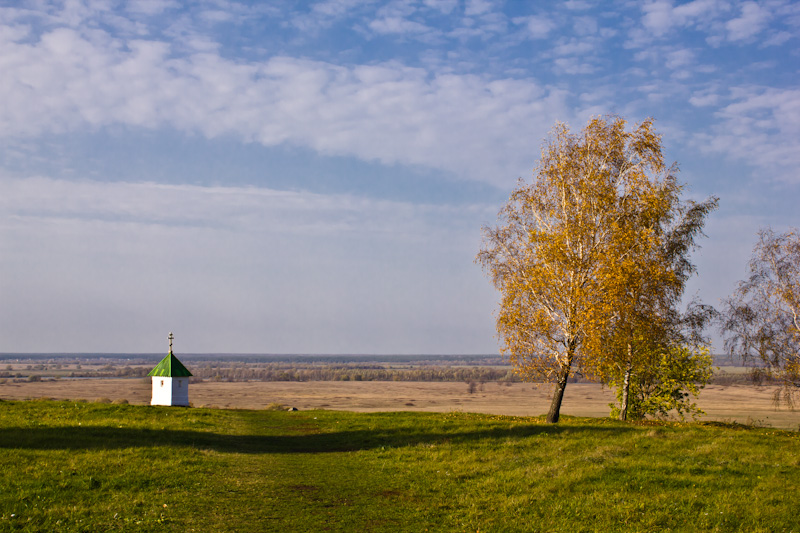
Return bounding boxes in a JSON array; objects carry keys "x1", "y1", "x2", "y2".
[{"x1": 609, "y1": 346, "x2": 713, "y2": 421}]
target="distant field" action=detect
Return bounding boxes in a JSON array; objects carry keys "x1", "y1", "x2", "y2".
[
  {"x1": 0, "y1": 401, "x2": 798, "y2": 532},
  {"x1": 1, "y1": 378, "x2": 797, "y2": 429},
  {"x1": 2, "y1": 353, "x2": 793, "y2": 428}
]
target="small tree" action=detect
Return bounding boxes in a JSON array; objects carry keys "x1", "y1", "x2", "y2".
[
  {"x1": 607, "y1": 344, "x2": 713, "y2": 421},
  {"x1": 586, "y1": 189, "x2": 718, "y2": 420},
  {"x1": 722, "y1": 228, "x2": 800, "y2": 407},
  {"x1": 477, "y1": 115, "x2": 707, "y2": 423}
]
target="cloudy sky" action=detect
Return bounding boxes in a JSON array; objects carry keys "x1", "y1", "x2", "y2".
[{"x1": 0, "y1": 0, "x2": 797, "y2": 354}]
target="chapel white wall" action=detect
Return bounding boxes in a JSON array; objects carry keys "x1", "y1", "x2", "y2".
[{"x1": 150, "y1": 376, "x2": 190, "y2": 406}]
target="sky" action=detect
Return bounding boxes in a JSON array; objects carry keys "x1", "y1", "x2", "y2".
[{"x1": 0, "y1": 0, "x2": 798, "y2": 354}]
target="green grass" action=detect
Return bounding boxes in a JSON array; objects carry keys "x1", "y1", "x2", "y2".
[{"x1": 0, "y1": 400, "x2": 798, "y2": 532}]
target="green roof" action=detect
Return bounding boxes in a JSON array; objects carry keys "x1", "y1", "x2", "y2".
[{"x1": 148, "y1": 352, "x2": 192, "y2": 377}]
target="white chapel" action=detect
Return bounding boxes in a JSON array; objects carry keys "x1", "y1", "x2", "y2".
[{"x1": 148, "y1": 332, "x2": 192, "y2": 407}]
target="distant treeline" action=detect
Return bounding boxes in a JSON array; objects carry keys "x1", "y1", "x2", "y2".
[
  {"x1": 0, "y1": 352, "x2": 743, "y2": 366},
  {"x1": 0, "y1": 356, "x2": 753, "y2": 385},
  {"x1": 0, "y1": 360, "x2": 522, "y2": 383},
  {"x1": 188, "y1": 363, "x2": 522, "y2": 383}
]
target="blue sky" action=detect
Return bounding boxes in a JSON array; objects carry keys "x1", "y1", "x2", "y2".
[{"x1": 0, "y1": 0, "x2": 797, "y2": 353}]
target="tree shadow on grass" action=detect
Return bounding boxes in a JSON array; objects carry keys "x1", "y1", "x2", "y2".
[{"x1": 0, "y1": 423, "x2": 635, "y2": 454}]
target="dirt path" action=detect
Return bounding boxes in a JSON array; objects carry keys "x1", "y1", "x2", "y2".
[{"x1": 1, "y1": 379, "x2": 796, "y2": 429}]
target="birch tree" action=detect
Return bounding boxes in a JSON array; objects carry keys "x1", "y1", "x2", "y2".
[
  {"x1": 477, "y1": 115, "x2": 716, "y2": 423},
  {"x1": 587, "y1": 196, "x2": 718, "y2": 420},
  {"x1": 722, "y1": 228, "x2": 800, "y2": 407}
]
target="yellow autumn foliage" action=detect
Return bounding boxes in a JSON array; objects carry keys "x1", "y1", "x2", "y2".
[{"x1": 478, "y1": 115, "x2": 717, "y2": 423}]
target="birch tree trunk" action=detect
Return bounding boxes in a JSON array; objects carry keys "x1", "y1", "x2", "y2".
[
  {"x1": 620, "y1": 344, "x2": 632, "y2": 421},
  {"x1": 546, "y1": 365, "x2": 571, "y2": 423}
]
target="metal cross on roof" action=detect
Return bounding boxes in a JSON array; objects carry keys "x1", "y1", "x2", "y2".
[{"x1": 168, "y1": 332, "x2": 174, "y2": 353}]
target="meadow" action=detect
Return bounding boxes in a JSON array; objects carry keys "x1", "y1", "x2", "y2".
[
  {"x1": 1, "y1": 400, "x2": 798, "y2": 532},
  {"x1": 2, "y1": 377, "x2": 798, "y2": 429}
]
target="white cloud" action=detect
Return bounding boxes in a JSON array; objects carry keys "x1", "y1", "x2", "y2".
[
  {"x1": 127, "y1": 0, "x2": 180, "y2": 16},
  {"x1": 289, "y1": 0, "x2": 371, "y2": 32},
  {"x1": 422, "y1": 0, "x2": 458, "y2": 14},
  {"x1": 553, "y1": 57, "x2": 597, "y2": 75},
  {"x1": 0, "y1": 22, "x2": 31, "y2": 42},
  {"x1": 695, "y1": 87, "x2": 800, "y2": 182},
  {"x1": 665, "y1": 48, "x2": 695, "y2": 69},
  {"x1": 465, "y1": 0, "x2": 494, "y2": 16},
  {"x1": 672, "y1": 0, "x2": 721, "y2": 19},
  {"x1": 310, "y1": 0, "x2": 367, "y2": 18},
  {"x1": 636, "y1": 0, "x2": 787, "y2": 46},
  {"x1": 573, "y1": 16, "x2": 597, "y2": 36},
  {"x1": 368, "y1": 16, "x2": 431, "y2": 35},
  {"x1": 198, "y1": 9, "x2": 234, "y2": 23},
  {"x1": 564, "y1": 1, "x2": 592, "y2": 10},
  {"x1": 638, "y1": 0, "x2": 726, "y2": 41},
  {"x1": 0, "y1": 22, "x2": 568, "y2": 184},
  {"x1": 513, "y1": 15, "x2": 555, "y2": 39},
  {"x1": 0, "y1": 175, "x2": 489, "y2": 238},
  {"x1": 641, "y1": 0, "x2": 676, "y2": 36},
  {"x1": 688, "y1": 91, "x2": 719, "y2": 107},
  {"x1": 762, "y1": 30, "x2": 792, "y2": 46},
  {"x1": 551, "y1": 38, "x2": 595, "y2": 56},
  {"x1": 726, "y1": 1, "x2": 770, "y2": 41}
]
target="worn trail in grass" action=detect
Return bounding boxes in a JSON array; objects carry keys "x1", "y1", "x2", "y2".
[{"x1": 0, "y1": 400, "x2": 798, "y2": 532}]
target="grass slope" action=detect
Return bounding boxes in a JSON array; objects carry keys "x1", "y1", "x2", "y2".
[{"x1": 0, "y1": 400, "x2": 798, "y2": 532}]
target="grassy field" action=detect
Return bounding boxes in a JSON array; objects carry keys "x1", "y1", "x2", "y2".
[
  {"x1": 3, "y1": 378, "x2": 798, "y2": 429},
  {"x1": 1, "y1": 400, "x2": 798, "y2": 532}
]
